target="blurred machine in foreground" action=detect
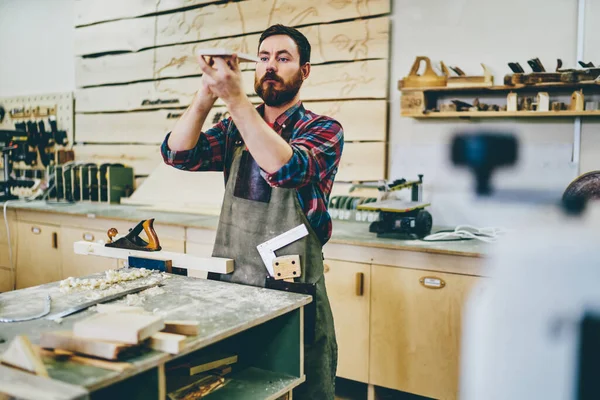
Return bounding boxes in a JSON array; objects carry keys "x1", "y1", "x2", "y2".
[{"x1": 454, "y1": 132, "x2": 600, "y2": 400}]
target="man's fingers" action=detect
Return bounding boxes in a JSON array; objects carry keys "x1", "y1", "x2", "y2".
[
  {"x1": 212, "y1": 56, "x2": 231, "y2": 71},
  {"x1": 228, "y1": 54, "x2": 240, "y2": 72},
  {"x1": 197, "y1": 55, "x2": 217, "y2": 77}
]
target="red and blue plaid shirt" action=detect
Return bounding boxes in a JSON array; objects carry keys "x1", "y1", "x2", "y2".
[{"x1": 161, "y1": 101, "x2": 344, "y2": 245}]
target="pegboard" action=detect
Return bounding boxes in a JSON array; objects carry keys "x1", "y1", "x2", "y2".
[
  {"x1": 0, "y1": 92, "x2": 74, "y2": 171},
  {"x1": 0, "y1": 91, "x2": 74, "y2": 146}
]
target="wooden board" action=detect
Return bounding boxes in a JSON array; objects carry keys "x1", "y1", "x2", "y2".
[
  {"x1": 73, "y1": 241, "x2": 234, "y2": 274},
  {"x1": 0, "y1": 336, "x2": 48, "y2": 377},
  {"x1": 75, "y1": 100, "x2": 387, "y2": 143},
  {"x1": 72, "y1": 312, "x2": 165, "y2": 345},
  {"x1": 75, "y1": 60, "x2": 388, "y2": 112},
  {"x1": 337, "y1": 142, "x2": 386, "y2": 182},
  {"x1": 75, "y1": 0, "x2": 217, "y2": 26},
  {"x1": 75, "y1": 17, "x2": 389, "y2": 87},
  {"x1": 74, "y1": 0, "x2": 391, "y2": 55},
  {"x1": 0, "y1": 364, "x2": 89, "y2": 400},
  {"x1": 39, "y1": 331, "x2": 132, "y2": 361}
]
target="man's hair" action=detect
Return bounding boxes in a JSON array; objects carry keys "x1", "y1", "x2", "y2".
[{"x1": 258, "y1": 24, "x2": 311, "y2": 65}]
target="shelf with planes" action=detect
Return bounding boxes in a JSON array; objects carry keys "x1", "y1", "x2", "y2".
[{"x1": 399, "y1": 56, "x2": 600, "y2": 119}]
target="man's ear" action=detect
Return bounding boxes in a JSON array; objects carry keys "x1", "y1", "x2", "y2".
[{"x1": 301, "y1": 63, "x2": 311, "y2": 80}]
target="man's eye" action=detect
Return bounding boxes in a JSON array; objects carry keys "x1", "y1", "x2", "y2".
[
  {"x1": 279, "y1": 58, "x2": 288, "y2": 62},
  {"x1": 260, "y1": 57, "x2": 268, "y2": 62}
]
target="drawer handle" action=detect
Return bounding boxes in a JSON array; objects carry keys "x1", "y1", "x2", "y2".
[
  {"x1": 52, "y1": 232, "x2": 58, "y2": 249},
  {"x1": 420, "y1": 276, "x2": 446, "y2": 289},
  {"x1": 83, "y1": 232, "x2": 95, "y2": 241},
  {"x1": 31, "y1": 226, "x2": 41, "y2": 234},
  {"x1": 355, "y1": 272, "x2": 364, "y2": 296}
]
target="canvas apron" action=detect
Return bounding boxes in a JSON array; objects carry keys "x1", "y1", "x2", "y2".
[{"x1": 209, "y1": 120, "x2": 338, "y2": 399}]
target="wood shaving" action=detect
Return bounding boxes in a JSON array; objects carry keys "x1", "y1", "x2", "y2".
[{"x1": 59, "y1": 268, "x2": 154, "y2": 293}]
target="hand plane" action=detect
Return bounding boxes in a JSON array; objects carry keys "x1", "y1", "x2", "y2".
[{"x1": 105, "y1": 218, "x2": 162, "y2": 251}]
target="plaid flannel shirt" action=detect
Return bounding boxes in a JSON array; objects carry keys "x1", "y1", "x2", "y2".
[{"x1": 160, "y1": 101, "x2": 344, "y2": 245}]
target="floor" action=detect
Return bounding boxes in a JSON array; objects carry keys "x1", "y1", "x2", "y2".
[{"x1": 335, "y1": 378, "x2": 433, "y2": 400}]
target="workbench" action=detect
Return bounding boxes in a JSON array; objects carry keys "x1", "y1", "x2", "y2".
[
  {"x1": 0, "y1": 273, "x2": 310, "y2": 399},
  {"x1": 0, "y1": 200, "x2": 490, "y2": 400}
]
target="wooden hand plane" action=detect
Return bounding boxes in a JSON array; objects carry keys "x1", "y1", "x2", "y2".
[
  {"x1": 440, "y1": 61, "x2": 494, "y2": 87},
  {"x1": 105, "y1": 218, "x2": 162, "y2": 251}
]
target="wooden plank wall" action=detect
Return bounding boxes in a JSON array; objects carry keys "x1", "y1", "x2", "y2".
[{"x1": 73, "y1": 0, "x2": 391, "y2": 188}]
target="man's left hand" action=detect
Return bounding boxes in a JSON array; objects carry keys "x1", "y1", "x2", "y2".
[{"x1": 197, "y1": 54, "x2": 247, "y2": 107}]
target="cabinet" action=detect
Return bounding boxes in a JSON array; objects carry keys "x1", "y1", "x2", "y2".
[
  {"x1": 0, "y1": 209, "x2": 17, "y2": 292},
  {"x1": 15, "y1": 221, "x2": 62, "y2": 289},
  {"x1": 60, "y1": 227, "x2": 118, "y2": 279},
  {"x1": 324, "y1": 259, "x2": 370, "y2": 383},
  {"x1": 369, "y1": 265, "x2": 480, "y2": 400}
]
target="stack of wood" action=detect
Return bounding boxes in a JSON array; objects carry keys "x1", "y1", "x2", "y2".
[{"x1": 0, "y1": 304, "x2": 202, "y2": 375}]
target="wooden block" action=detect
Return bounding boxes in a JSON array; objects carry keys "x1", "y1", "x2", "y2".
[
  {"x1": 168, "y1": 354, "x2": 238, "y2": 376},
  {"x1": 73, "y1": 241, "x2": 234, "y2": 274},
  {"x1": 73, "y1": 313, "x2": 165, "y2": 345},
  {"x1": 210, "y1": 365, "x2": 232, "y2": 376},
  {"x1": 0, "y1": 336, "x2": 48, "y2": 377},
  {"x1": 149, "y1": 332, "x2": 187, "y2": 355},
  {"x1": 570, "y1": 90, "x2": 585, "y2": 111},
  {"x1": 0, "y1": 364, "x2": 89, "y2": 400},
  {"x1": 40, "y1": 330, "x2": 133, "y2": 360},
  {"x1": 128, "y1": 256, "x2": 172, "y2": 272},
  {"x1": 189, "y1": 354, "x2": 237, "y2": 376},
  {"x1": 95, "y1": 304, "x2": 146, "y2": 314},
  {"x1": 163, "y1": 320, "x2": 201, "y2": 336},
  {"x1": 507, "y1": 92, "x2": 518, "y2": 112},
  {"x1": 272, "y1": 255, "x2": 301, "y2": 280},
  {"x1": 400, "y1": 91, "x2": 426, "y2": 115},
  {"x1": 537, "y1": 92, "x2": 550, "y2": 112}
]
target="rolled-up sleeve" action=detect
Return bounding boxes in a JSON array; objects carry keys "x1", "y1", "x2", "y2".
[
  {"x1": 161, "y1": 119, "x2": 229, "y2": 172},
  {"x1": 262, "y1": 118, "x2": 343, "y2": 188}
]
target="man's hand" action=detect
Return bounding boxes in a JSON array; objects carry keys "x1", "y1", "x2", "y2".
[{"x1": 197, "y1": 54, "x2": 247, "y2": 107}]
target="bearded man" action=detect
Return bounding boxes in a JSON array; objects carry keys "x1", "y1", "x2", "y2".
[{"x1": 160, "y1": 24, "x2": 342, "y2": 399}]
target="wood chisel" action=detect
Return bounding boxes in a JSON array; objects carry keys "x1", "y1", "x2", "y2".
[{"x1": 46, "y1": 282, "x2": 162, "y2": 321}]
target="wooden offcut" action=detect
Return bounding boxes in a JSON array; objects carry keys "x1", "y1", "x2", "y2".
[
  {"x1": 163, "y1": 320, "x2": 201, "y2": 336},
  {"x1": 273, "y1": 255, "x2": 301, "y2": 280},
  {"x1": 39, "y1": 330, "x2": 133, "y2": 360},
  {"x1": 149, "y1": 332, "x2": 188, "y2": 354},
  {"x1": 73, "y1": 313, "x2": 165, "y2": 345},
  {"x1": 0, "y1": 336, "x2": 48, "y2": 377}
]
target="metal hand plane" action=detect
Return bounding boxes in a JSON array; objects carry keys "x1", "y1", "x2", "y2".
[{"x1": 105, "y1": 218, "x2": 162, "y2": 251}]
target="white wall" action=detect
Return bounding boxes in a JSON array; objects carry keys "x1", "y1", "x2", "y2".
[
  {"x1": 0, "y1": 0, "x2": 75, "y2": 97},
  {"x1": 388, "y1": 0, "x2": 599, "y2": 226}
]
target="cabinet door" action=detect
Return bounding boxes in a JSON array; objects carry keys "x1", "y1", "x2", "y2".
[
  {"x1": 370, "y1": 265, "x2": 480, "y2": 400},
  {"x1": 0, "y1": 209, "x2": 17, "y2": 269},
  {"x1": 16, "y1": 222, "x2": 61, "y2": 289},
  {"x1": 60, "y1": 227, "x2": 118, "y2": 279},
  {"x1": 324, "y1": 259, "x2": 370, "y2": 383}
]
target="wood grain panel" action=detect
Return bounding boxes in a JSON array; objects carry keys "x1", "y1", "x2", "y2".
[
  {"x1": 75, "y1": 60, "x2": 387, "y2": 112},
  {"x1": 75, "y1": 0, "x2": 217, "y2": 27},
  {"x1": 337, "y1": 142, "x2": 386, "y2": 182},
  {"x1": 75, "y1": 0, "x2": 391, "y2": 55},
  {"x1": 72, "y1": 141, "x2": 384, "y2": 180},
  {"x1": 73, "y1": 144, "x2": 162, "y2": 175},
  {"x1": 75, "y1": 17, "x2": 389, "y2": 87},
  {"x1": 75, "y1": 100, "x2": 387, "y2": 143}
]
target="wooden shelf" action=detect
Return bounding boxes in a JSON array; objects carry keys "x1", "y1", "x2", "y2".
[
  {"x1": 399, "y1": 80, "x2": 600, "y2": 94},
  {"x1": 403, "y1": 110, "x2": 600, "y2": 118}
]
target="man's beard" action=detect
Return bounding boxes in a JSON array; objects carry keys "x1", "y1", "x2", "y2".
[{"x1": 254, "y1": 69, "x2": 303, "y2": 107}]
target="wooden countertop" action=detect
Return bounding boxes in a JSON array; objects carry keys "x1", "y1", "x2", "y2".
[{"x1": 4, "y1": 200, "x2": 488, "y2": 257}]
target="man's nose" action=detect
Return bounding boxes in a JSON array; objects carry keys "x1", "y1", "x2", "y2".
[{"x1": 266, "y1": 58, "x2": 277, "y2": 72}]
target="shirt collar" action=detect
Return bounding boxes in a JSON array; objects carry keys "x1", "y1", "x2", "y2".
[{"x1": 256, "y1": 100, "x2": 304, "y2": 131}]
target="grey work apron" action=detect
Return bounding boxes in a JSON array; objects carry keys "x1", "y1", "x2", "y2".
[{"x1": 210, "y1": 120, "x2": 338, "y2": 399}]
